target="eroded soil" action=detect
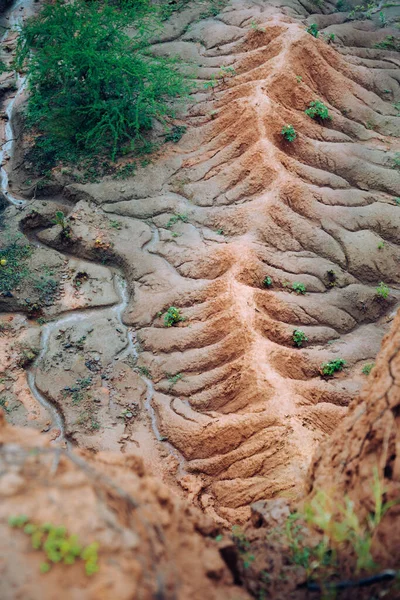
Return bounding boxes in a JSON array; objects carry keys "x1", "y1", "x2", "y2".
[{"x1": 1, "y1": 0, "x2": 399, "y2": 527}]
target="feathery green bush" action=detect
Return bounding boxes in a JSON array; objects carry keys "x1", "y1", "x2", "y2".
[{"x1": 15, "y1": 0, "x2": 191, "y2": 163}]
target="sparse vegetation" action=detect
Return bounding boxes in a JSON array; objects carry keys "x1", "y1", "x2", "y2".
[
  {"x1": 376, "y1": 282, "x2": 390, "y2": 299},
  {"x1": 136, "y1": 365, "x2": 152, "y2": 379},
  {"x1": 305, "y1": 100, "x2": 331, "y2": 121},
  {"x1": 164, "y1": 306, "x2": 185, "y2": 327},
  {"x1": 112, "y1": 163, "x2": 136, "y2": 180},
  {"x1": 0, "y1": 240, "x2": 33, "y2": 295},
  {"x1": 377, "y1": 240, "x2": 385, "y2": 250},
  {"x1": 281, "y1": 124, "x2": 297, "y2": 142},
  {"x1": 167, "y1": 372, "x2": 184, "y2": 388},
  {"x1": 374, "y1": 35, "x2": 400, "y2": 51},
  {"x1": 306, "y1": 23, "x2": 319, "y2": 38},
  {"x1": 166, "y1": 214, "x2": 189, "y2": 229},
  {"x1": 362, "y1": 363, "x2": 375, "y2": 375},
  {"x1": 293, "y1": 329, "x2": 308, "y2": 347},
  {"x1": 165, "y1": 125, "x2": 187, "y2": 143},
  {"x1": 17, "y1": 346, "x2": 39, "y2": 368},
  {"x1": 285, "y1": 468, "x2": 398, "y2": 588},
  {"x1": 250, "y1": 20, "x2": 266, "y2": 33},
  {"x1": 8, "y1": 516, "x2": 99, "y2": 576},
  {"x1": 292, "y1": 282, "x2": 307, "y2": 294},
  {"x1": 232, "y1": 526, "x2": 255, "y2": 569},
  {"x1": 320, "y1": 358, "x2": 346, "y2": 376}
]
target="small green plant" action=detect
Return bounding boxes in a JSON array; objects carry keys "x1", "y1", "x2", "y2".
[
  {"x1": 108, "y1": 220, "x2": 122, "y2": 230},
  {"x1": 166, "y1": 214, "x2": 189, "y2": 229},
  {"x1": 306, "y1": 23, "x2": 319, "y2": 38},
  {"x1": 167, "y1": 372, "x2": 183, "y2": 388},
  {"x1": 379, "y1": 11, "x2": 387, "y2": 27},
  {"x1": 296, "y1": 75, "x2": 303, "y2": 83},
  {"x1": 204, "y1": 75, "x2": 218, "y2": 90},
  {"x1": 281, "y1": 124, "x2": 297, "y2": 142},
  {"x1": 219, "y1": 65, "x2": 236, "y2": 80},
  {"x1": 292, "y1": 282, "x2": 306, "y2": 294},
  {"x1": 326, "y1": 32, "x2": 335, "y2": 43},
  {"x1": 263, "y1": 276, "x2": 272, "y2": 288},
  {"x1": 395, "y1": 197, "x2": 400, "y2": 206},
  {"x1": 164, "y1": 306, "x2": 185, "y2": 327},
  {"x1": 54, "y1": 211, "x2": 67, "y2": 229},
  {"x1": 165, "y1": 125, "x2": 187, "y2": 143},
  {"x1": 293, "y1": 329, "x2": 308, "y2": 347},
  {"x1": 393, "y1": 153, "x2": 400, "y2": 169},
  {"x1": 377, "y1": 240, "x2": 385, "y2": 250},
  {"x1": 376, "y1": 282, "x2": 390, "y2": 299},
  {"x1": 305, "y1": 100, "x2": 331, "y2": 121},
  {"x1": 362, "y1": 363, "x2": 375, "y2": 375},
  {"x1": 250, "y1": 20, "x2": 266, "y2": 32},
  {"x1": 8, "y1": 516, "x2": 99, "y2": 576},
  {"x1": 320, "y1": 358, "x2": 346, "y2": 376}
]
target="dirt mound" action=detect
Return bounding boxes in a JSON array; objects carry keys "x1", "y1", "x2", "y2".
[{"x1": 0, "y1": 412, "x2": 249, "y2": 600}]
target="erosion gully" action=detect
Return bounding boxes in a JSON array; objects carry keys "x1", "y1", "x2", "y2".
[{"x1": 0, "y1": 0, "x2": 186, "y2": 473}]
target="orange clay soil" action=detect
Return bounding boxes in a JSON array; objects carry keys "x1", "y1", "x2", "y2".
[
  {"x1": 0, "y1": 411, "x2": 249, "y2": 600},
  {"x1": 1, "y1": 0, "x2": 400, "y2": 528}
]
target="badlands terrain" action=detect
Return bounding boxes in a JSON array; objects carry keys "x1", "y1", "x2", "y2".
[{"x1": 0, "y1": 0, "x2": 400, "y2": 597}]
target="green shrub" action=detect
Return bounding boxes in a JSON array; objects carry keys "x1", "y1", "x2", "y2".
[
  {"x1": 8, "y1": 516, "x2": 99, "y2": 576},
  {"x1": 281, "y1": 124, "x2": 297, "y2": 142},
  {"x1": 306, "y1": 23, "x2": 319, "y2": 38},
  {"x1": 292, "y1": 282, "x2": 306, "y2": 294},
  {"x1": 15, "y1": 0, "x2": 191, "y2": 162},
  {"x1": 293, "y1": 329, "x2": 308, "y2": 347},
  {"x1": 320, "y1": 358, "x2": 346, "y2": 376},
  {"x1": 376, "y1": 282, "x2": 390, "y2": 299},
  {"x1": 305, "y1": 100, "x2": 331, "y2": 121},
  {"x1": 164, "y1": 306, "x2": 185, "y2": 327}
]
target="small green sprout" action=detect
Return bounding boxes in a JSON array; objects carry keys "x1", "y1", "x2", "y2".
[
  {"x1": 164, "y1": 306, "x2": 185, "y2": 327},
  {"x1": 362, "y1": 363, "x2": 375, "y2": 375},
  {"x1": 377, "y1": 241, "x2": 385, "y2": 250},
  {"x1": 376, "y1": 282, "x2": 390, "y2": 299},
  {"x1": 320, "y1": 359, "x2": 346, "y2": 376},
  {"x1": 306, "y1": 23, "x2": 319, "y2": 38},
  {"x1": 263, "y1": 276, "x2": 272, "y2": 288},
  {"x1": 296, "y1": 75, "x2": 303, "y2": 83},
  {"x1": 293, "y1": 329, "x2": 308, "y2": 347},
  {"x1": 281, "y1": 124, "x2": 297, "y2": 142},
  {"x1": 292, "y1": 282, "x2": 307, "y2": 294}
]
